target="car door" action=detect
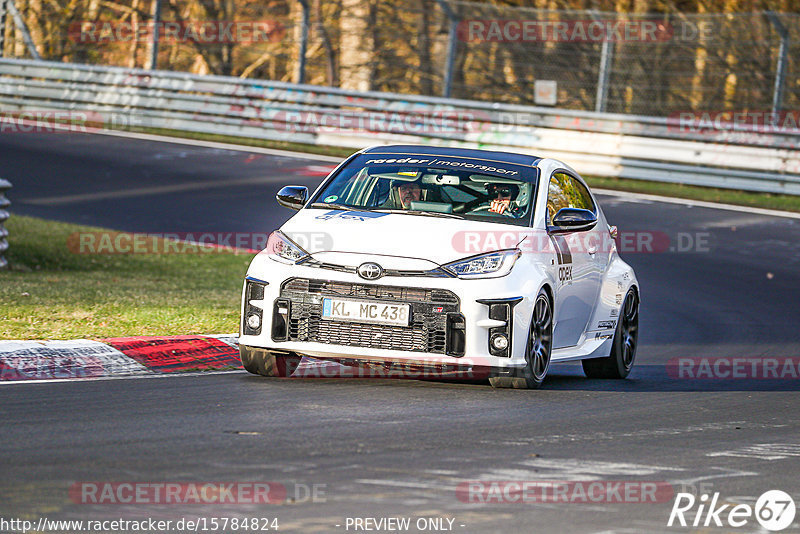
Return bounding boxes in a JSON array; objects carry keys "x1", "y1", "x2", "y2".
[
  {"x1": 580, "y1": 187, "x2": 611, "y2": 314},
  {"x1": 547, "y1": 172, "x2": 602, "y2": 348}
]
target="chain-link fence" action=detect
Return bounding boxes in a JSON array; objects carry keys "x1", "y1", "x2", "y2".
[
  {"x1": 1, "y1": 0, "x2": 798, "y2": 117},
  {"x1": 446, "y1": 4, "x2": 799, "y2": 115}
]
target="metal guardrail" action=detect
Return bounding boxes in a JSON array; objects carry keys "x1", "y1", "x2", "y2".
[
  {"x1": 0, "y1": 178, "x2": 10, "y2": 269},
  {"x1": 0, "y1": 58, "x2": 799, "y2": 195}
]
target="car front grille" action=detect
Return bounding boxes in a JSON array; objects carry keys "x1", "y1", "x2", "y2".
[
  {"x1": 298, "y1": 258, "x2": 452, "y2": 278},
  {"x1": 279, "y1": 278, "x2": 460, "y2": 354}
]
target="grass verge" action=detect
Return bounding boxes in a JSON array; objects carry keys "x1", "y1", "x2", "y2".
[
  {"x1": 134, "y1": 127, "x2": 800, "y2": 213},
  {"x1": 0, "y1": 215, "x2": 252, "y2": 339}
]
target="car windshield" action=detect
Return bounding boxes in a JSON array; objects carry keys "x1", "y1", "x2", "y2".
[{"x1": 310, "y1": 153, "x2": 538, "y2": 226}]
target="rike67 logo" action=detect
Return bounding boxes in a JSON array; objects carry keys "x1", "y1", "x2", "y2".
[{"x1": 668, "y1": 490, "x2": 796, "y2": 531}]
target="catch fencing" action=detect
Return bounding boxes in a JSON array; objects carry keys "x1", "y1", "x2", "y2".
[{"x1": 1, "y1": 2, "x2": 798, "y2": 117}]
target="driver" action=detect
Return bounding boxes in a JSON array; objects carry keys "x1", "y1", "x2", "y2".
[
  {"x1": 394, "y1": 180, "x2": 423, "y2": 209},
  {"x1": 486, "y1": 183, "x2": 523, "y2": 217}
]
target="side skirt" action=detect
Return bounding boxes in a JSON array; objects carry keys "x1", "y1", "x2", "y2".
[{"x1": 551, "y1": 334, "x2": 613, "y2": 363}]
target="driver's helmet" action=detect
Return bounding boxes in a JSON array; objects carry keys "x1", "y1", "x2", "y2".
[{"x1": 486, "y1": 183, "x2": 520, "y2": 200}]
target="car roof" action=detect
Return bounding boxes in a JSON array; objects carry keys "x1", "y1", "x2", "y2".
[{"x1": 362, "y1": 145, "x2": 542, "y2": 167}]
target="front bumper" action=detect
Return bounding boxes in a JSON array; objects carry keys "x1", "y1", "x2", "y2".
[{"x1": 239, "y1": 255, "x2": 540, "y2": 372}]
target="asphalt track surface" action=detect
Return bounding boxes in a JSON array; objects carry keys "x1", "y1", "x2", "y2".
[{"x1": 2, "y1": 131, "x2": 800, "y2": 533}]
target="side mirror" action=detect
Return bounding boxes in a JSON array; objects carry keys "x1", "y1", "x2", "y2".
[
  {"x1": 548, "y1": 208, "x2": 598, "y2": 234},
  {"x1": 276, "y1": 186, "x2": 308, "y2": 211}
]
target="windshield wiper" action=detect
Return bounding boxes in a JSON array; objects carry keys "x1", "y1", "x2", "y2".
[
  {"x1": 309, "y1": 202, "x2": 372, "y2": 212},
  {"x1": 374, "y1": 209, "x2": 464, "y2": 219}
]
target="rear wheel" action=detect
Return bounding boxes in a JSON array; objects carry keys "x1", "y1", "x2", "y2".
[
  {"x1": 582, "y1": 288, "x2": 639, "y2": 379},
  {"x1": 240, "y1": 346, "x2": 301, "y2": 378},
  {"x1": 489, "y1": 289, "x2": 553, "y2": 389}
]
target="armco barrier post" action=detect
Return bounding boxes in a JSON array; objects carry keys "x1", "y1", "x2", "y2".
[
  {"x1": 591, "y1": 10, "x2": 614, "y2": 113},
  {"x1": 5, "y1": 1, "x2": 40, "y2": 59},
  {"x1": 147, "y1": 0, "x2": 162, "y2": 69},
  {"x1": 766, "y1": 12, "x2": 789, "y2": 116},
  {"x1": 435, "y1": 0, "x2": 458, "y2": 99},
  {"x1": 0, "y1": 178, "x2": 10, "y2": 269},
  {"x1": 296, "y1": 0, "x2": 309, "y2": 84},
  {"x1": 0, "y1": 0, "x2": 8, "y2": 58}
]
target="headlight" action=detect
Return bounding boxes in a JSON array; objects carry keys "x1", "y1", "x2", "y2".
[
  {"x1": 442, "y1": 249, "x2": 521, "y2": 279},
  {"x1": 266, "y1": 231, "x2": 309, "y2": 264}
]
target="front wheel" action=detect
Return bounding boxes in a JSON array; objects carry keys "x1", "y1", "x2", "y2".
[
  {"x1": 489, "y1": 289, "x2": 553, "y2": 389},
  {"x1": 240, "y1": 346, "x2": 301, "y2": 378},
  {"x1": 582, "y1": 288, "x2": 639, "y2": 379}
]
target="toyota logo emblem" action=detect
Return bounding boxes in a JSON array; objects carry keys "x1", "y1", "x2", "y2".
[{"x1": 357, "y1": 262, "x2": 384, "y2": 280}]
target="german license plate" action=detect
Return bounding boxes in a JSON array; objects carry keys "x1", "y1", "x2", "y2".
[{"x1": 321, "y1": 298, "x2": 410, "y2": 327}]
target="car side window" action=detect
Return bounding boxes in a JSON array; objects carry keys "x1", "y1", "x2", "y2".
[{"x1": 547, "y1": 172, "x2": 596, "y2": 223}]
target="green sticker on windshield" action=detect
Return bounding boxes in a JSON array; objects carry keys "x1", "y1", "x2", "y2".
[{"x1": 324, "y1": 195, "x2": 338, "y2": 203}]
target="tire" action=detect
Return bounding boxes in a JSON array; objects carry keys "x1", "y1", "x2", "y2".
[
  {"x1": 582, "y1": 288, "x2": 639, "y2": 379},
  {"x1": 239, "y1": 345, "x2": 301, "y2": 378},
  {"x1": 489, "y1": 289, "x2": 553, "y2": 389}
]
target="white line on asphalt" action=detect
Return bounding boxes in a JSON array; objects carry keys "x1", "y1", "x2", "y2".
[
  {"x1": 594, "y1": 188, "x2": 800, "y2": 220},
  {"x1": 89, "y1": 128, "x2": 343, "y2": 162},
  {"x1": 21, "y1": 174, "x2": 296, "y2": 206},
  {"x1": 355, "y1": 479, "x2": 453, "y2": 491},
  {"x1": 670, "y1": 467, "x2": 759, "y2": 488},
  {"x1": 707, "y1": 443, "x2": 800, "y2": 460}
]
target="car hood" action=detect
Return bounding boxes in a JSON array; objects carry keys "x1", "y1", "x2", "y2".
[{"x1": 280, "y1": 208, "x2": 529, "y2": 267}]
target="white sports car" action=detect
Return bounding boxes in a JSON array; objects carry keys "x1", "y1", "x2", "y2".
[{"x1": 239, "y1": 145, "x2": 639, "y2": 388}]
